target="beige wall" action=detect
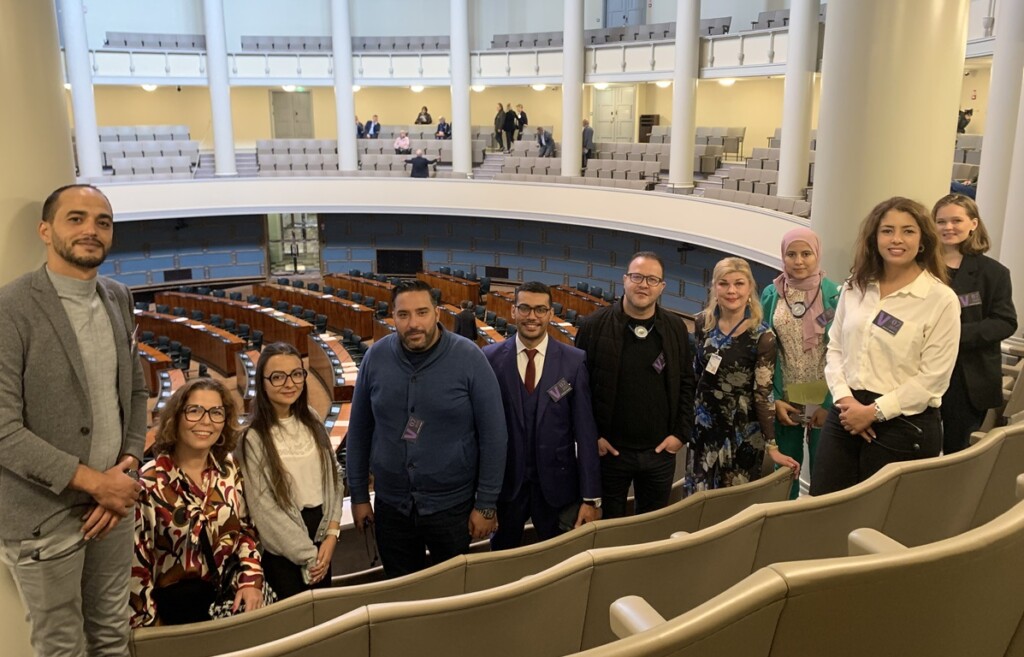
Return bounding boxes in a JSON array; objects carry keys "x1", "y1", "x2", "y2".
[{"x1": 960, "y1": 64, "x2": 990, "y2": 135}]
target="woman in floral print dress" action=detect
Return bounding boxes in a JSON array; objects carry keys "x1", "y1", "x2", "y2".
[{"x1": 686, "y1": 257, "x2": 800, "y2": 493}]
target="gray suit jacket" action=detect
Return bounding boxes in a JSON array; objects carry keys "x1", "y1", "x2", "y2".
[
  {"x1": 0, "y1": 266, "x2": 148, "y2": 539},
  {"x1": 582, "y1": 126, "x2": 594, "y2": 151}
]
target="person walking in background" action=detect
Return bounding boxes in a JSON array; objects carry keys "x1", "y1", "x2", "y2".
[
  {"x1": 237, "y1": 342, "x2": 344, "y2": 600},
  {"x1": 932, "y1": 194, "x2": 1016, "y2": 453},
  {"x1": 347, "y1": 280, "x2": 507, "y2": 578},
  {"x1": 131, "y1": 379, "x2": 267, "y2": 626},
  {"x1": 582, "y1": 119, "x2": 595, "y2": 169},
  {"x1": 811, "y1": 197, "x2": 960, "y2": 495},
  {"x1": 575, "y1": 252, "x2": 695, "y2": 519},
  {"x1": 0, "y1": 184, "x2": 147, "y2": 656},
  {"x1": 688, "y1": 257, "x2": 800, "y2": 494},
  {"x1": 502, "y1": 103, "x2": 518, "y2": 154},
  {"x1": 515, "y1": 104, "x2": 529, "y2": 140},
  {"x1": 761, "y1": 228, "x2": 840, "y2": 498},
  {"x1": 494, "y1": 103, "x2": 507, "y2": 152},
  {"x1": 484, "y1": 282, "x2": 601, "y2": 550}
]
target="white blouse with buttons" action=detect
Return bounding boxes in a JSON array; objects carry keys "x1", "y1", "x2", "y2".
[{"x1": 824, "y1": 270, "x2": 961, "y2": 420}]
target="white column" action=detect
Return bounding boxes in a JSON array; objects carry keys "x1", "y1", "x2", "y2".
[
  {"x1": 0, "y1": 2, "x2": 68, "y2": 646},
  {"x1": 999, "y1": 84, "x2": 1024, "y2": 327},
  {"x1": 560, "y1": 0, "x2": 584, "y2": 177},
  {"x1": 776, "y1": 0, "x2": 819, "y2": 199},
  {"x1": 450, "y1": 0, "x2": 472, "y2": 177},
  {"x1": 59, "y1": 0, "x2": 102, "y2": 178},
  {"x1": 331, "y1": 0, "x2": 358, "y2": 173},
  {"x1": 811, "y1": 0, "x2": 969, "y2": 277},
  {"x1": 974, "y1": 0, "x2": 1024, "y2": 251},
  {"x1": 667, "y1": 0, "x2": 699, "y2": 188},
  {"x1": 202, "y1": 0, "x2": 237, "y2": 176}
]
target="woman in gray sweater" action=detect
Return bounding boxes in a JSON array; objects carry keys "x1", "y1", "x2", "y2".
[{"x1": 237, "y1": 342, "x2": 344, "y2": 599}]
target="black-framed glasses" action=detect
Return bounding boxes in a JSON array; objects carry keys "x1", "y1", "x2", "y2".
[
  {"x1": 183, "y1": 405, "x2": 227, "y2": 423},
  {"x1": 515, "y1": 304, "x2": 551, "y2": 317},
  {"x1": 626, "y1": 273, "x2": 665, "y2": 286},
  {"x1": 30, "y1": 503, "x2": 94, "y2": 562},
  {"x1": 264, "y1": 368, "x2": 308, "y2": 387}
]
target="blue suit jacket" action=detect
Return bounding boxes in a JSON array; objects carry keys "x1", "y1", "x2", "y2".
[{"x1": 483, "y1": 337, "x2": 601, "y2": 508}]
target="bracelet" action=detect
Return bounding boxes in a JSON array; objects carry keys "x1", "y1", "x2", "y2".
[
  {"x1": 766, "y1": 439, "x2": 779, "y2": 452},
  {"x1": 326, "y1": 527, "x2": 341, "y2": 538}
]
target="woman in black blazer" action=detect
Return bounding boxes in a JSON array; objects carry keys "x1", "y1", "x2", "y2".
[{"x1": 932, "y1": 194, "x2": 1017, "y2": 453}]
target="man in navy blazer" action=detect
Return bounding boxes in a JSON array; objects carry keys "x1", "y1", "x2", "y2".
[
  {"x1": 364, "y1": 115, "x2": 381, "y2": 139},
  {"x1": 484, "y1": 282, "x2": 601, "y2": 550}
]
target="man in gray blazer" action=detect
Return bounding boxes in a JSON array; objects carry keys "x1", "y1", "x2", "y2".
[
  {"x1": 0, "y1": 184, "x2": 146, "y2": 657},
  {"x1": 582, "y1": 119, "x2": 595, "y2": 169},
  {"x1": 536, "y1": 126, "x2": 556, "y2": 158}
]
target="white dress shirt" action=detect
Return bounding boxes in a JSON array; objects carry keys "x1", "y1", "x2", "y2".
[
  {"x1": 516, "y1": 333, "x2": 549, "y2": 389},
  {"x1": 824, "y1": 270, "x2": 960, "y2": 420}
]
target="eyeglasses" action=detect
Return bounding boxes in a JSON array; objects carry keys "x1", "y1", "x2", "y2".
[
  {"x1": 515, "y1": 304, "x2": 551, "y2": 317},
  {"x1": 264, "y1": 368, "x2": 308, "y2": 387},
  {"x1": 183, "y1": 405, "x2": 227, "y2": 423},
  {"x1": 626, "y1": 273, "x2": 666, "y2": 286},
  {"x1": 30, "y1": 503, "x2": 95, "y2": 562}
]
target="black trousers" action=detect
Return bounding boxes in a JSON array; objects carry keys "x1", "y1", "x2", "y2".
[
  {"x1": 490, "y1": 477, "x2": 562, "y2": 551},
  {"x1": 940, "y1": 365, "x2": 988, "y2": 454},
  {"x1": 261, "y1": 506, "x2": 332, "y2": 599},
  {"x1": 600, "y1": 446, "x2": 676, "y2": 519},
  {"x1": 810, "y1": 390, "x2": 942, "y2": 496},
  {"x1": 373, "y1": 498, "x2": 473, "y2": 579},
  {"x1": 503, "y1": 129, "x2": 516, "y2": 151}
]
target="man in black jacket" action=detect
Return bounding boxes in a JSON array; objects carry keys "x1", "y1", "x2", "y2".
[
  {"x1": 574, "y1": 251, "x2": 695, "y2": 519},
  {"x1": 404, "y1": 149, "x2": 437, "y2": 178},
  {"x1": 454, "y1": 300, "x2": 478, "y2": 340}
]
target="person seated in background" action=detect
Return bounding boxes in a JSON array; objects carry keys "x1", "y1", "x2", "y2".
[
  {"x1": 435, "y1": 117, "x2": 452, "y2": 140},
  {"x1": 536, "y1": 126, "x2": 555, "y2": 158},
  {"x1": 130, "y1": 378, "x2": 268, "y2": 627},
  {"x1": 950, "y1": 175, "x2": 978, "y2": 199},
  {"x1": 393, "y1": 130, "x2": 412, "y2": 155},
  {"x1": 405, "y1": 149, "x2": 438, "y2": 178},
  {"x1": 364, "y1": 115, "x2": 381, "y2": 139},
  {"x1": 355, "y1": 116, "x2": 364, "y2": 139},
  {"x1": 454, "y1": 299, "x2": 478, "y2": 340},
  {"x1": 957, "y1": 108, "x2": 973, "y2": 134},
  {"x1": 415, "y1": 106, "x2": 433, "y2": 125}
]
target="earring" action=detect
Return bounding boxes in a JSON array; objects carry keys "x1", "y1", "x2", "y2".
[
  {"x1": 918, "y1": 245, "x2": 925, "y2": 253},
  {"x1": 215, "y1": 435, "x2": 225, "y2": 447}
]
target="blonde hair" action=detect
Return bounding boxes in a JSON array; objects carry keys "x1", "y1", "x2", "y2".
[
  {"x1": 932, "y1": 193, "x2": 991, "y2": 255},
  {"x1": 703, "y1": 257, "x2": 763, "y2": 331}
]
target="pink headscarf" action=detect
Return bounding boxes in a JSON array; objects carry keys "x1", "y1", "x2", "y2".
[{"x1": 772, "y1": 227, "x2": 826, "y2": 352}]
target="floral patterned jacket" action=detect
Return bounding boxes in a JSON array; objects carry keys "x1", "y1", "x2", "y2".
[{"x1": 130, "y1": 452, "x2": 263, "y2": 627}]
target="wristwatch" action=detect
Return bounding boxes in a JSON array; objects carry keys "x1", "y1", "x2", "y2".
[
  {"x1": 326, "y1": 527, "x2": 341, "y2": 538},
  {"x1": 583, "y1": 499, "x2": 602, "y2": 509},
  {"x1": 873, "y1": 403, "x2": 886, "y2": 423},
  {"x1": 476, "y1": 508, "x2": 497, "y2": 520}
]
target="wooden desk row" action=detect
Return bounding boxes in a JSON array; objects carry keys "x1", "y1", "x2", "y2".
[
  {"x1": 437, "y1": 304, "x2": 505, "y2": 346},
  {"x1": 552, "y1": 285, "x2": 609, "y2": 317},
  {"x1": 323, "y1": 273, "x2": 394, "y2": 306},
  {"x1": 138, "y1": 343, "x2": 173, "y2": 396},
  {"x1": 145, "y1": 367, "x2": 187, "y2": 453},
  {"x1": 323, "y1": 401, "x2": 350, "y2": 452},
  {"x1": 135, "y1": 310, "x2": 245, "y2": 376},
  {"x1": 254, "y1": 283, "x2": 375, "y2": 338},
  {"x1": 308, "y1": 333, "x2": 358, "y2": 402},
  {"x1": 485, "y1": 290, "x2": 515, "y2": 320},
  {"x1": 155, "y1": 291, "x2": 313, "y2": 356},
  {"x1": 417, "y1": 271, "x2": 480, "y2": 306},
  {"x1": 373, "y1": 317, "x2": 397, "y2": 342}
]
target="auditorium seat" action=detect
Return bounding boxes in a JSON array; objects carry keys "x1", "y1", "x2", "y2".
[
  {"x1": 211, "y1": 289, "x2": 226, "y2": 298},
  {"x1": 251, "y1": 330, "x2": 264, "y2": 351},
  {"x1": 155, "y1": 304, "x2": 170, "y2": 314},
  {"x1": 171, "y1": 307, "x2": 186, "y2": 317},
  {"x1": 291, "y1": 305, "x2": 304, "y2": 317},
  {"x1": 190, "y1": 309, "x2": 204, "y2": 322},
  {"x1": 229, "y1": 292, "x2": 243, "y2": 301},
  {"x1": 307, "y1": 282, "x2": 320, "y2": 292}
]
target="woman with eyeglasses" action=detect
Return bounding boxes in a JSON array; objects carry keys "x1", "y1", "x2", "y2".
[
  {"x1": 687, "y1": 257, "x2": 800, "y2": 494},
  {"x1": 130, "y1": 378, "x2": 266, "y2": 627},
  {"x1": 237, "y1": 342, "x2": 344, "y2": 599},
  {"x1": 932, "y1": 194, "x2": 1016, "y2": 453},
  {"x1": 811, "y1": 197, "x2": 960, "y2": 496},
  {"x1": 760, "y1": 228, "x2": 841, "y2": 498}
]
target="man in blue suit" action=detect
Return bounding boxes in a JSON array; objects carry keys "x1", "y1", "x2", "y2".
[{"x1": 484, "y1": 282, "x2": 601, "y2": 550}]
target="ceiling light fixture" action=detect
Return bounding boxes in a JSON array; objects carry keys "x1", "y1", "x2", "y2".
[
  {"x1": 471, "y1": 84, "x2": 486, "y2": 92},
  {"x1": 718, "y1": 78, "x2": 736, "y2": 87},
  {"x1": 655, "y1": 80, "x2": 672, "y2": 88},
  {"x1": 531, "y1": 84, "x2": 547, "y2": 91},
  {"x1": 141, "y1": 84, "x2": 158, "y2": 92},
  {"x1": 593, "y1": 82, "x2": 609, "y2": 90},
  {"x1": 410, "y1": 85, "x2": 425, "y2": 92},
  {"x1": 352, "y1": 85, "x2": 361, "y2": 92},
  {"x1": 281, "y1": 84, "x2": 297, "y2": 92}
]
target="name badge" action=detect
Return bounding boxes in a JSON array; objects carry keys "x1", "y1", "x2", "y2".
[
  {"x1": 402, "y1": 416, "x2": 425, "y2": 442},
  {"x1": 547, "y1": 378, "x2": 573, "y2": 402},
  {"x1": 958, "y1": 291, "x2": 982, "y2": 308},
  {"x1": 815, "y1": 307, "x2": 836, "y2": 328},
  {"x1": 872, "y1": 310, "x2": 904, "y2": 336},
  {"x1": 652, "y1": 352, "x2": 666, "y2": 374},
  {"x1": 705, "y1": 353, "x2": 723, "y2": 375}
]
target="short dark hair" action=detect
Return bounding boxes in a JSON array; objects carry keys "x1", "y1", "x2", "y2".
[
  {"x1": 628, "y1": 251, "x2": 665, "y2": 275},
  {"x1": 515, "y1": 281, "x2": 551, "y2": 305},
  {"x1": 460, "y1": 300, "x2": 474, "y2": 310},
  {"x1": 41, "y1": 184, "x2": 111, "y2": 223},
  {"x1": 391, "y1": 279, "x2": 436, "y2": 306}
]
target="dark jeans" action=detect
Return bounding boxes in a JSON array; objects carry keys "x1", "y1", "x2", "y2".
[
  {"x1": 503, "y1": 129, "x2": 515, "y2": 151},
  {"x1": 810, "y1": 391, "x2": 942, "y2": 496},
  {"x1": 261, "y1": 506, "x2": 332, "y2": 599},
  {"x1": 374, "y1": 497, "x2": 473, "y2": 579},
  {"x1": 940, "y1": 366, "x2": 987, "y2": 455},
  {"x1": 600, "y1": 446, "x2": 676, "y2": 519}
]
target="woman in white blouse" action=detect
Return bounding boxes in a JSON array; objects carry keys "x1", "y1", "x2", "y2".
[
  {"x1": 811, "y1": 197, "x2": 961, "y2": 495},
  {"x1": 238, "y1": 342, "x2": 345, "y2": 598}
]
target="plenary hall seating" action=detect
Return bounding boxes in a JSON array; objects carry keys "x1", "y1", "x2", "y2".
[{"x1": 129, "y1": 422, "x2": 1024, "y2": 657}]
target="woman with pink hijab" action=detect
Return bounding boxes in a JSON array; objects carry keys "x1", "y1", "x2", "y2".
[{"x1": 760, "y1": 227, "x2": 841, "y2": 498}]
